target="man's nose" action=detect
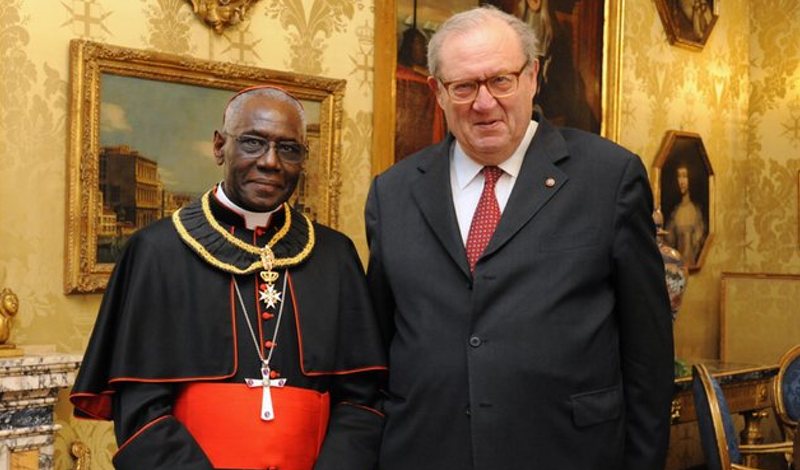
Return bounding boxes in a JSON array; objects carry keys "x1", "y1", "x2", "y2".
[
  {"x1": 255, "y1": 144, "x2": 281, "y2": 168},
  {"x1": 472, "y1": 84, "x2": 497, "y2": 110}
]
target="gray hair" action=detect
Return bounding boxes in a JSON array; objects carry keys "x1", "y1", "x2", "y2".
[
  {"x1": 427, "y1": 5, "x2": 539, "y2": 79},
  {"x1": 223, "y1": 87, "x2": 306, "y2": 139}
]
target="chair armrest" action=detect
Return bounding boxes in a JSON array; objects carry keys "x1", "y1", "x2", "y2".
[
  {"x1": 739, "y1": 441, "x2": 794, "y2": 454},
  {"x1": 731, "y1": 464, "x2": 761, "y2": 470}
]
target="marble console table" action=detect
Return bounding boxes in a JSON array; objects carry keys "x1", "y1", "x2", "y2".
[{"x1": 0, "y1": 350, "x2": 81, "y2": 470}]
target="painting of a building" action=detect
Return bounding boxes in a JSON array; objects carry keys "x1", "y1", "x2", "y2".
[{"x1": 97, "y1": 144, "x2": 202, "y2": 262}]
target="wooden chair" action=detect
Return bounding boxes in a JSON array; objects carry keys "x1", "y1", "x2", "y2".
[
  {"x1": 774, "y1": 344, "x2": 800, "y2": 469},
  {"x1": 692, "y1": 363, "x2": 793, "y2": 469},
  {"x1": 794, "y1": 422, "x2": 799, "y2": 470}
]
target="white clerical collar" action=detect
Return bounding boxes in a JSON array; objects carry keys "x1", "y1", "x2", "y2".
[
  {"x1": 453, "y1": 120, "x2": 538, "y2": 189},
  {"x1": 214, "y1": 183, "x2": 276, "y2": 230}
]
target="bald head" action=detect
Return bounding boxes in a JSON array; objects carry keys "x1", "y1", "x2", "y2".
[{"x1": 223, "y1": 87, "x2": 306, "y2": 139}]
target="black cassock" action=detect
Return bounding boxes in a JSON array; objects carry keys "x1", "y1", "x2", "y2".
[{"x1": 71, "y1": 189, "x2": 387, "y2": 470}]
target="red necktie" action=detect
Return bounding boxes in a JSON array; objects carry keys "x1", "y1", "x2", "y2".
[{"x1": 466, "y1": 166, "x2": 503, "y2": 272}]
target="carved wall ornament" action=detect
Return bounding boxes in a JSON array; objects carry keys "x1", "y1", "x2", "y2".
[{"x1": 186, "y1": 0, "x2": 261, "y2": 33}]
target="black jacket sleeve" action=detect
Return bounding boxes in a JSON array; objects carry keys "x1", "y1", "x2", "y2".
[
  {"x1": 313, "y1": 370, "x2": 385, "y2": 470},
  {"x1": 111, "y1": 382, "x2": 213, "y2": 470},
  {"x1": 612, "y1": 157, "x2": 674, "y2": 469}
]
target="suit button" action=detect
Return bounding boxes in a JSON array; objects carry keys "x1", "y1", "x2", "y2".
[{"x1": 469, "y1": 336, "x2": 482, "y2": 347}]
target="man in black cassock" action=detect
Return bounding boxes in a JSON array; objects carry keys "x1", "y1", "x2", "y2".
[{"x1": 71, "y1": 86, "x2": 386, "y2": 470}]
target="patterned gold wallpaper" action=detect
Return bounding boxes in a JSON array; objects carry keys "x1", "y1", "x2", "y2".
[
  {"x1": 619, "y1": 2, "x2": 800, "y2": 467},
  {"x1": 620, "y1": 0, "x2": 752, "y2": 363},
  {"x1": 746, "y1": 0, "x2": 800, "y2": 271},
  {"x1": 1, "y1": 0, "x2": 799, "y2": 468},
  {"x1": 619, "y1": 0, "x2": 800, "y2": 364}
]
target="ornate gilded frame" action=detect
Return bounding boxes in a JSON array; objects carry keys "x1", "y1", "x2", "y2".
[
  {"x1": 654, "y1": 0, "x2": 718, "y2": 51},
  {"x1": 371, "y1": 0, "x2": 625, "y2": 174},
  {"x1": 651, "y1": 130, "x2": 715, "y2": 272},
  {"x1": 64, "y1": 39, "x2": 345, "y2": 294}
]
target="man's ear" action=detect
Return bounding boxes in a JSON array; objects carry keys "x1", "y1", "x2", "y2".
[
  {"x1": 531, "y1": 58, "x2": 540, "y2": 78},
  {"x1": 528, "y1": 58, "x2": 541, "y2": 99},
  {"x1": 213, "y1": 130, "x2": 225, "y2": 166},
  {"x1": 427, "y1": 76, "x2": 445, "y2": 108}
]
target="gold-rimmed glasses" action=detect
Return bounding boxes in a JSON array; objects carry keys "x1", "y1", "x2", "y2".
[
  {"x1": 438, "y1": 59, "x2": 531, "y2": 104},
  {"x1": 223, "y1": 132, "x2": 307, "y2": 165}
]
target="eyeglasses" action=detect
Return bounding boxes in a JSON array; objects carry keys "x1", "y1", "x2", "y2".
[
  {"x1": 438, "y1": 60, "x2": 530, "y2": 104},
  {"x1": 223, "y1": 132, "x2": 307, "y2": 165}
]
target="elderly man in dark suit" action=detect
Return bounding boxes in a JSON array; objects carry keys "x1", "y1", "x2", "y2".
[{"x1": 365, "y1": 6, "x2": 674, "y2": 469}]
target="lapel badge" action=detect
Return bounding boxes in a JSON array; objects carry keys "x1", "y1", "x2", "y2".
[{"x1": 545, "y1": 177, "x2": 556, "y2": 188}]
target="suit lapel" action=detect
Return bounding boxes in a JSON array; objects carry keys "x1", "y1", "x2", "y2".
[
  {"x1": 410, "y1": 136, "x2": 472, "y2": 278},
  {"x1": 482, "y1": 119, "x2": 570, "y2": 260}
]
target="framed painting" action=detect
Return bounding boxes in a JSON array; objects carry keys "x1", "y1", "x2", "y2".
[
  {"x1": 372, "y1": 0, "x2": 624, "y2": 173},
  {"x1": 64, "y1": 40, "x2": 345, "y2": 294},
  {"x1": 655, "y1": 0, "x2": 719, "y2": 50},
  {"x1": 651, "y1": 130, "x2": 715, "y2": 272}
]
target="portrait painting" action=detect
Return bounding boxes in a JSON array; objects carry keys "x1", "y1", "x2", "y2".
[
  {"x1": 372, "y1": 0, "x2": 623, "y2": 172},
  {"x1": 652, "y1": 131, "x2": 715, "y2": 272},
  {"x1": 65, "y1": 40, "x2": 344, "y2": 293},
  {"x1": 655, "y1": 0, "x2": 718, "y2": 50},
  {"x1": 393, "y1": 0, "x2": 477, "y2": 162},
  {"x1": 487, "y1": 0, "x2": 604, "y2": 133}
]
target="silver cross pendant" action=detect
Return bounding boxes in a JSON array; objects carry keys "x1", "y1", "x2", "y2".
[{"x1": 244, "y1": 365, "x2": 286, "y2": 421}]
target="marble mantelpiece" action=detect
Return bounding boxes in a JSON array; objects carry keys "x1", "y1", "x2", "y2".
[{"x1": 0, "y1": 350, "x2": 81, "y2": 470}]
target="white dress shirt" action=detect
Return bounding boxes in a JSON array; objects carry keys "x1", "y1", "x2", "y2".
[{"x1": 450, "y1": 120, "x2": 538, "y2": 244}]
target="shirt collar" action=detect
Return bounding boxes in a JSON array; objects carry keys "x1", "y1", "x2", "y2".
[
  {"x1": 214, "y1": 183, "x2": 277, "y2": 230},
  {"x1": 452, "y1": 120, "x2": 539, "y2": 189}
]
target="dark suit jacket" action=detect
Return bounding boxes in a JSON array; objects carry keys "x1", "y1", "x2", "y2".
[{"x1": 366, "y1": 118, "x2": 674, "y2": 470}]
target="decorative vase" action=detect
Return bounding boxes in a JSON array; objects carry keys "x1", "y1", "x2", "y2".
[
  {"x1": 653, "y1": 208, "x2": 688, "y2": 320},
  {"x1": 653, "y1": 208, "x2": 690, "y2": 377}
]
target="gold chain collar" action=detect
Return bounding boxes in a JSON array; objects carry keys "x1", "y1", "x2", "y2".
[{"x1": 172, "y1": 191, "x2": 315, "y2": 275}]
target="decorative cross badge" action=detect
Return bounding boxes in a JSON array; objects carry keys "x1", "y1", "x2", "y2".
[
  {"x1": 245, "y1": 364, "x2": 286, "y2": 421},
  {"x1": 259, "y1": 247, "x2": 282, "y2": 309}
]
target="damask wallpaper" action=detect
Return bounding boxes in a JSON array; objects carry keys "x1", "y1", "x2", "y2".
[
  {"x1": 0, "y1": 0, "x2": 799, "y2": 468},
  {"x1": 620, "y1": 0, "x2": 751, "y2": 363},
  {"x1": 619, "y1": 2, "x2": 800, "y2": 467},
  {"x1": 619, "y1": 0, "x2": 800, "y2": 364}
]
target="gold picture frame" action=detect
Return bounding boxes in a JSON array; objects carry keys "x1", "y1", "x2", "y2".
[
  {"x1": 64, "y1": 39, "x2": 345, "y2": 294},
  {"x1": 654, "y1": 0, "x2": 719, "y2": 51},
  {"x1": 651, "y1": 130, "x2": 715, "y2": 272},
  {"x1": 371, "y1": 0, "x2": 625, "y2": 174}
]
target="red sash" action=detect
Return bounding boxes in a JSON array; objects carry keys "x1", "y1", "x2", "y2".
[{"x1": 174, "y1": 383, "x2": 330, "y2": 470}]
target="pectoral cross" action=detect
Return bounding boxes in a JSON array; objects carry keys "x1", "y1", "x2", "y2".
[{"x1": 245, "y1": 365, "x2": 286, "y2": 421}]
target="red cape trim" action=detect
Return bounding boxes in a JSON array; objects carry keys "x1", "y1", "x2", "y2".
[{"x1": 290, "y1": 274, "x2": 388, "y2": 376}]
